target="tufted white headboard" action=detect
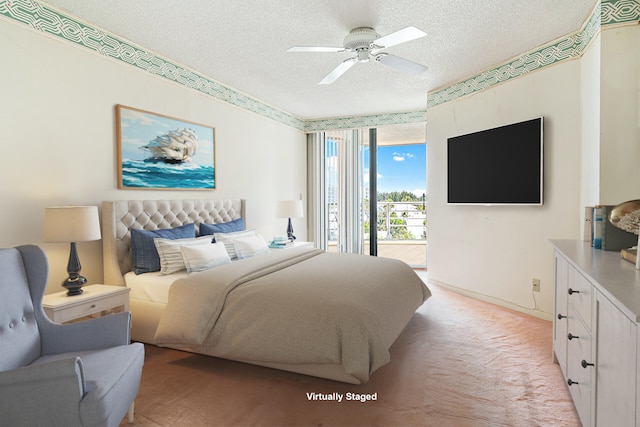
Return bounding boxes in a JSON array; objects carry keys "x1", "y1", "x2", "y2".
[{"x1": 102, "y1": 199, "x2": 245, "y2": 286}]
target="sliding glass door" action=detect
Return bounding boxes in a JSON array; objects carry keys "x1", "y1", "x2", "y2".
[
  {"x1": 308, "y1": 123, "x2": 426, "y2": 267},
  {"x1": 372, "y1": 126, "x2": 426, "y2": 267}
]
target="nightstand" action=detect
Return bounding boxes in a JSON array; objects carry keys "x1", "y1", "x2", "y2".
[{"x1": 42, "y1": 284, "x2": 130, "y2": 323}]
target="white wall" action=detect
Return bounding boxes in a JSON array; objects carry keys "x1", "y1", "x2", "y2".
[
  {"x1": 599, "y1": 25, "x2": 640, "y2": 204},
  {"x1": 0, "y1": 20, "x2": 307, "y2": 293},
  {"x1": 580, "y1": 33, "x2": 601, "y2": 211},
  {"x1": 427, "y1": 59, "x2": 583, "y2": 318},
  {"x1": 427, "y1": 23, "x2": 640, "y2": 318},
  {"x1": 580, "y1": 25, "x2": 640, "y2": 237}
]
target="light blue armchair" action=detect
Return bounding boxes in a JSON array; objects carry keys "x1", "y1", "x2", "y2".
[{"x1": 0, "y1": 245, "x2": 144, "y2": 427}]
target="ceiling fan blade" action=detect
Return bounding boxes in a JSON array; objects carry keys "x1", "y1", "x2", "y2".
[
  {"x1": 319, "y1": 58, "x2": 357, "y2": 85},
  {"x1": 373, "y1": 26, "x2": 427, "y2": 49},
  {"x1": 375, "y1": 53, "x2": 427, "y2": 75},
  {"x1": 287, "y1": 46, "x2": 345, "y2": 53}
]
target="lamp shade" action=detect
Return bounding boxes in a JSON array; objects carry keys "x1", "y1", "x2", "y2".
[
  {"x1": 44, "y1": 206, "x2": 101, "y2": 243},
  {"x1": 276, "y1": 200, "x2": 304, "y2": 219}
]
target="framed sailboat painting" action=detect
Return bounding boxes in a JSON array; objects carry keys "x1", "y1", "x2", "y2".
[{"x1": 116, "y1": 105, "x2": 215, "y2": 190}]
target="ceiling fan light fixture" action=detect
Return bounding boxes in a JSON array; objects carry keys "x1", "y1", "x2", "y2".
[{"x1": 343, "y1": 27, "x2": 380, "y2": 51}]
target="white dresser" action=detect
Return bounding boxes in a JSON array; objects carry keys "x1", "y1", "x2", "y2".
[{"x1": 552, "y1": 240, "x2": 640, "y2": 426}]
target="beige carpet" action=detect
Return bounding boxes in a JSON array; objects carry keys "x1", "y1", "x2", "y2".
[{"x1": 121, "y1": 276, "x2": 579, "y2": 427}]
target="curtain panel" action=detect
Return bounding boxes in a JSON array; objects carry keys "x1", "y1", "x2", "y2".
[{"x1": 307, "y1": 130, "x2": 365, "y2": 253}]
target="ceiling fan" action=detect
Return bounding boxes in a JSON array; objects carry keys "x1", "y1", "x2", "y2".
[{"x1": 287, "y1": 26, "x2": 428, "y2": 85}]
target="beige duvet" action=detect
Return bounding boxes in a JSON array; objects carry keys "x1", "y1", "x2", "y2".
[{"x1": 154, "y1": 247, "x2": 430, "y2": 383}]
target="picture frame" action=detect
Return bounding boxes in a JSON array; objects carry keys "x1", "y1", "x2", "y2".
[{"x1": 116, "y1": 105, "x2": 215, "y2": 190}]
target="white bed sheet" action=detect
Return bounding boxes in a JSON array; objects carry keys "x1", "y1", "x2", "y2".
[
  {"x1": 124, "y1": 271, "x2": 187, "y2": 304},
  {"x1": 124, "y1": 253, "x2": 248, "y2": 304}
]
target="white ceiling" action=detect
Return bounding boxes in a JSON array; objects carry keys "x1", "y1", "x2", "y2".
[{"x1": 44, "y1": 0, "x2": 595, "y2": 121}]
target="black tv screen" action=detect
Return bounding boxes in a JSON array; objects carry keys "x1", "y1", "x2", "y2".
[{"x1": 447, "y1": 117, "x2": 543, "y2": 205}]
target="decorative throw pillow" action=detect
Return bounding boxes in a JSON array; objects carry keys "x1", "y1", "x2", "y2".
[
  {"x1": 213, "y1": 229, "x2": 256, "y2": 259},
  {"x1": 199, "y1": 218, "x2": 245, "y2": 236},
  {"x1": 154, "y1": 235, "x2": 213, "y2": 275},
  {"x1": 130, "y1": 223, "x2": 196, "y2": 274},
  {"x1": 181, "y1": 242, "x2": 231, "y2": 274},
  {"x1": 232, "y1": 234, "x2": 269, "y2": 259}
]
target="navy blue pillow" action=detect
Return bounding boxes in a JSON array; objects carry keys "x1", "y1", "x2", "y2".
[
  {"x1": 130, "y1": 223, "x2": 196, "y2": 274},
  {"x1": 199, "y1": 218, "x2": 245, "y2": 236}
]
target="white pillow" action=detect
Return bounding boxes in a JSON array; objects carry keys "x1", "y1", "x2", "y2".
[
  {"x1": 154, "y1": 235, "x2": 213, "y2": 275},
  {"x1": 180, "y1": 242, "x2": 231, "y2": 274},
  {"x1": 232, "y1": 234, "x2": 269, "y2": 259},
  {"x1": 214, "y1": 229, "x2": 256, "y2": 259}
]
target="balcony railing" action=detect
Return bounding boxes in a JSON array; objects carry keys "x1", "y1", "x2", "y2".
[
  {"x1": 328, "y1": 201, "x2": 427, "y2": 242},
  {"x1": 375, "y1": 201, "x2": 426, "y2": 241},
  {"x1": 327, "y1": 201, "x2": 427, "y2": 266}
]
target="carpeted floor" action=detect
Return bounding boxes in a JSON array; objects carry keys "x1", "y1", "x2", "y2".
[{"x1": 121, "y1": 276, "x2": 579, "y2": 427}]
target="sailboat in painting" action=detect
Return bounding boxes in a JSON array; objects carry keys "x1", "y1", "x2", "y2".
[{"x1": 141, "y1": 128, "x2": 198, "y2": 164}]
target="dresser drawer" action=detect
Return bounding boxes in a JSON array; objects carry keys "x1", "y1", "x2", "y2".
[
  {"x1": 567, "y1": 266, "x2": 593, "y2": 331},
  {"x1": 566, "y1": 309, "x2": 593, "y2": 426}
]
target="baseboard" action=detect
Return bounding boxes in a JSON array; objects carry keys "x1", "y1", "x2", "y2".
[{"x1": 426, "y1": 277, "x2": 553, "y2": 321}]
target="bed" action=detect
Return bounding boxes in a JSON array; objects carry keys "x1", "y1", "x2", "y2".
[{"x1": 102, "y1": 199, "x2": 430, "y2": 384}]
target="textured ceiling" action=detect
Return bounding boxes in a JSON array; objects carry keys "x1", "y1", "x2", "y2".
[{"x1": 43, "y1": 0, "x2": 595, "y2": 121}]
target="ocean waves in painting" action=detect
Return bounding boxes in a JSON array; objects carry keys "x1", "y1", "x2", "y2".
[{"x1": 122, "y1": 159, "x2": 215, "y2": 189}]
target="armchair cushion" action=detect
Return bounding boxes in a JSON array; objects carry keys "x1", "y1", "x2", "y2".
[
  {"x1": 33, "y1": 343, "x2": 145, "y2": 427},
  {"x1": 0, "y1": 357, "x2": 86, "y2": 426}
]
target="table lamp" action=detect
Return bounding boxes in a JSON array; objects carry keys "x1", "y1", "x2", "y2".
[
  {"x1": 44, "y1": 206, "x2": 101, "y2": 296},
  {"x1": 276, "y1": 200, "x2": 304, "y2": 241}
]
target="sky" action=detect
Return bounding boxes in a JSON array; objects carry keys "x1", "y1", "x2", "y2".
[{"x1": 365, "y1": 144, "x2": 426, "y2": 198}]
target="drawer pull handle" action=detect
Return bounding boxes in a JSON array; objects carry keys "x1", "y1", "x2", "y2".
[
  {"x1": 557, "y1": 314, "x2": 567, "y2": 320},
  {"x1": 568, "y1": 288, "x2": 580, "y2": 295},
  {"x1": 90, "y1": 304, "x2": 96, "y2": 308},
  {"x1": 567, "y1": 379, "x2": 579, "y2": 386},
  {"x1": 581, "y1": 360, "x2": 594, "y2": 369},
  {"x1": 567, "y1": 333, "x2": 579, "y2": 340}
]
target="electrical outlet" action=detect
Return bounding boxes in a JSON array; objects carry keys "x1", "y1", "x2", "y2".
[{"x1": 532, "y1": 278, "x2": 541, "y2": 292}]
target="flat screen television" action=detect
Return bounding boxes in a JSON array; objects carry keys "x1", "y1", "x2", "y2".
[{"x1": 447, "y1": 117, "x2": 543, "y2": 205}]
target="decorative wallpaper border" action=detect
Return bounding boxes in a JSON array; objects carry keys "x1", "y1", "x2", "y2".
[
  {"x1": 2, "y1": 0, "x2": 637, "y2": 131},
  {"x1": 0, "y1": 0, "x2": 306, "y2": 131},
  {"x1": 303, "y1": 110, "x2": 428, "y2": 132},
  {"x1": 601, "y1": 0, "x2": 640, "y2": 24},
  {"x1": 427, "y1": 0, "x2": 639, "y2": 108}
]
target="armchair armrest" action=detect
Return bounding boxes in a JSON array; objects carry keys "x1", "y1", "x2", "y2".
[
  {"x1": 0, "y1": 357, "x2": 85, "y2": 425},
  {"x1": 40, "y1": 311, "x2": 132, "y2": 355}
]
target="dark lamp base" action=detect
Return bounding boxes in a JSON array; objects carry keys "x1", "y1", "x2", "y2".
[
  {"x1": 64, "y1": 242, "x2": 87, "y2": 296},
  {"x1": 287, "y1": 218, "x2": 297, "y2": 241},
  {"x1": 63, "y1": 274, "x2": 87, "y2": 296}
]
